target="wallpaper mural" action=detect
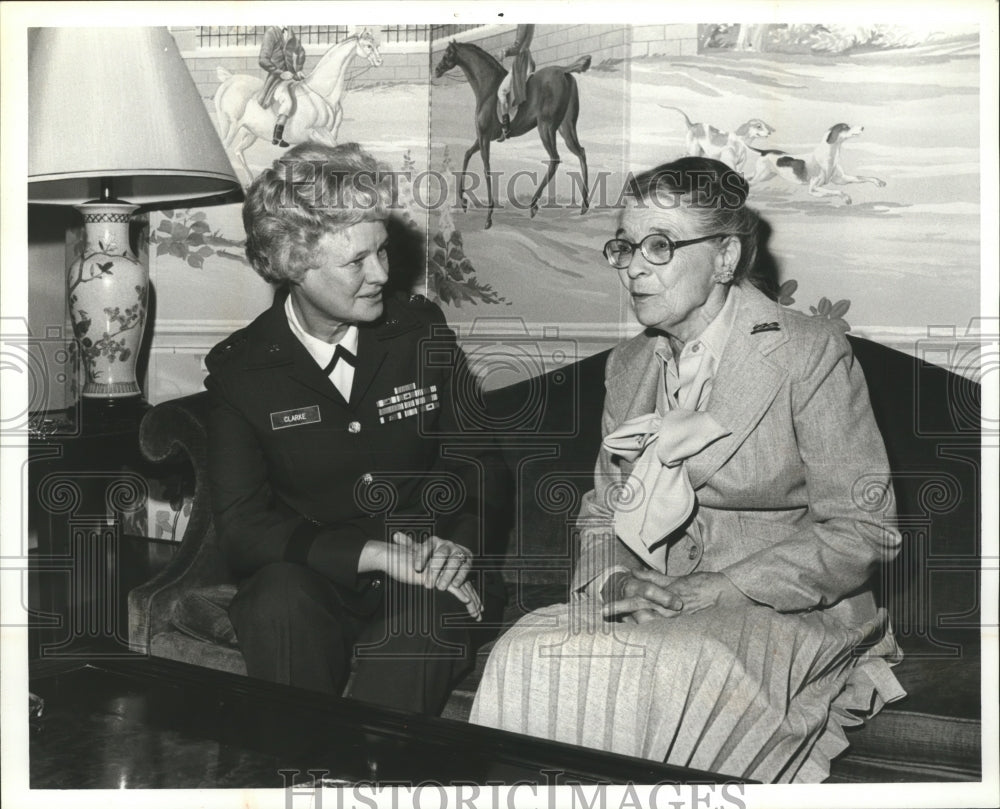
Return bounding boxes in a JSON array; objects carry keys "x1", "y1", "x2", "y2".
[{"x1": 144, "y1": 22, "x2": 981, "y2": 403}]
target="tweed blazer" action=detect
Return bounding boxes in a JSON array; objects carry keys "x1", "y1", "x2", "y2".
[{"x1": 572, "y1": 283, "x2": 902, "y2": 633}]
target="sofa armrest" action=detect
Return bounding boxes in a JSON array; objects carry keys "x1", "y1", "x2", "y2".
[{"x1": 128, "y1": 391, "x2": 234, "y2": 652}]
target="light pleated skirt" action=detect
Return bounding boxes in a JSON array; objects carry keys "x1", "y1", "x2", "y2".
[{"x1": 469, "y1": 598, "x2": 905, "y2": 783}]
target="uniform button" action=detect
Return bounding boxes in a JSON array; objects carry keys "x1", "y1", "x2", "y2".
[
  {"x1": 690, "y1": 343, "x2": 700, "y2": 354},
  {"x1": 688, "y1": 546, "x2": 699, "y2": 560},
  {"x1": 371, "y1": 577, "x2": 382, "y2": 589},
  {"x1": 348, "y1": 421, "x2": 361, "y2": 434},
  {"x1": 361, "y1": 473, "x2": 374, "y2": 485}
]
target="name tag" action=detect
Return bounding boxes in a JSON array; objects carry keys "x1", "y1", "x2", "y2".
[{"x1": 270, "y1": 405, "x2": 321, "y2": 430}]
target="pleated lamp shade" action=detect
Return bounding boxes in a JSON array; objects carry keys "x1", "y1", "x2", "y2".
[{"x1": 28, "y1": 27, "x2": 240, "y2": 206}]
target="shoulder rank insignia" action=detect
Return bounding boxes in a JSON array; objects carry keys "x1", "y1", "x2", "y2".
[
  {"x1": 750, "y1": 321, "x2": 780, "y2": 335},
  {"x1": 209, "y1": 334, "x2": 245, "y2": 362}
]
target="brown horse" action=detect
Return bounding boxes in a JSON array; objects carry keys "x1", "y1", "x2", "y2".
[{"x1": 434, "y1": 39, "x2": 591, "y2": 229}]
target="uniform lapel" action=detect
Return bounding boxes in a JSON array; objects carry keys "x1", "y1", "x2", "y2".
[
  {"x1": 348, "y1": 299, "x2": 423, "y2": 408},
  {"x1": 245, "y1": 292, "x2": 349, "y2": 408},
  {"x1": 349, "y1": 320, "x2": 390, "y2": 408},
  {"x1": 686, "y1": 284, "x2": 789, "y2": 489}
]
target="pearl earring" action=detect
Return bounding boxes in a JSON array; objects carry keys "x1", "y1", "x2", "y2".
[{"x1": 713, "y1": 268, "x2": 734, "y2": 284}]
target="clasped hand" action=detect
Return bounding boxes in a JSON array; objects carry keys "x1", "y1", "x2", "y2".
[
  {"x1": 383, "y1": 532, "x2": 483, "y2": 621},
  {"x1": 603, "y1": 569, "x2": 750, "y2": 624}
]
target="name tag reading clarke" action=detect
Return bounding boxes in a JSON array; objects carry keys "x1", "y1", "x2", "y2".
[{"x1": 270, "y1": 405, "x2": 321, "y2": 430}]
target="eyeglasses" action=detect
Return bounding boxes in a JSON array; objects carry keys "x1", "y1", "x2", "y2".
[{"x1": 603, "y1": 232, "x2": 731, "y2": 270}]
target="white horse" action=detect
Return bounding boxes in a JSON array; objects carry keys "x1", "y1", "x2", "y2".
[{"x1": 214, "y1": 30, "x2": 383, "y2": 181}]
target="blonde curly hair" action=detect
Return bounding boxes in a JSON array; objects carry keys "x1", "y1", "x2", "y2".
[{"x1": 242, "y1": 141, "x2": 395, "y2": 284}]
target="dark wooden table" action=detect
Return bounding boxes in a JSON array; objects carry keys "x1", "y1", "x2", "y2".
[
  {"x1": 28, "y1": 405, "x2": 148, "y2": 657},
  {"x1": 29, "y1": 655, "x2": 750, "y2": 788},
  {"x1": 27, "y1": 403, "x2": 184, "y2": 660}
]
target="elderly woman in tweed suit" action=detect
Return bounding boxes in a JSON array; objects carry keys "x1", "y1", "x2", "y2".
[{"x1": 470, "y1": 157, "x2": 905, "y2": 783}]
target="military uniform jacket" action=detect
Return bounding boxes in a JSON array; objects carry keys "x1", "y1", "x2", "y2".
[{"x1": 205, "y1": 292, "x2": 495, "y2": 595}]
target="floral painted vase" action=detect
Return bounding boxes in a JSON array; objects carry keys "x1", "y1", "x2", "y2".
[{"x1": 69, "y1": 204, "x2": 148, "y2": 398}]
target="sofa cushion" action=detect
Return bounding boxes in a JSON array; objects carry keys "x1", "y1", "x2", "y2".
[
  {"x1": 170, "y1": 584, "x2": 239, "y2": 648},
  {"x1": 832, "y1": 709, "x2": 980, "y2": 781},
  {"x1": 150, "y1": 630, "x2": 247, "y2": 676}
]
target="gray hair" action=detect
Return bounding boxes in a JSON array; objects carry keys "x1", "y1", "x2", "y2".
[{"x1": 626, "y1": 156, "x2": 761, "y2": 285}]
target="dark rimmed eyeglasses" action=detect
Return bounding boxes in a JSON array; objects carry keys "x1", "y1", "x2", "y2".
[{"x1": 603, "y1": 232, "x2": 731, "y2": 270}]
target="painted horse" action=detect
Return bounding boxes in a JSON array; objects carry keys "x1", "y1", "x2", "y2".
[
  {"x1": 213, "y1": 30, "x2": 383, "y2": 182},
  {"x1": 434, "y1": 39, "x2": 591, "y2": 229}
]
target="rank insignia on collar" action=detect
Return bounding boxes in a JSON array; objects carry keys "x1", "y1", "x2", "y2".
[{"x1": 750, "y1": 322, "x2": 780, "y2": 335}]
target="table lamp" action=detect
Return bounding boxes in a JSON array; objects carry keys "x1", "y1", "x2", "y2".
[{"x1": 27, "y1": 27, "x2": 241, "y2": 418}]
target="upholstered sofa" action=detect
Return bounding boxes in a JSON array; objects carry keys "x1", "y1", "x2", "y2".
[{"x1": 129, "y1": 334, "x2": 982, "y2": 783}]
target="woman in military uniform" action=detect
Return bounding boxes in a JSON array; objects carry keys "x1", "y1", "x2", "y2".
[{"x1": 206, "y1": 141, "x2": 505, "y2": 714}]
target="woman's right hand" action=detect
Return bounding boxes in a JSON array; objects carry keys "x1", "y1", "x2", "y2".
[
  {"x1": 602, "y1": 570, "x2": 683, "y2": 623},
  {"x1": 376, "y1": 533, "x2": 483, "y2": 620}
]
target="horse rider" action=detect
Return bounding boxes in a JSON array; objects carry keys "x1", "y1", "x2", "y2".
[
  {"x1": 258, "y1": 26, "x2": 306, "y2": 147},
  {"x1": 497, "y1": 24, "x2": 535, "y2": 142}
]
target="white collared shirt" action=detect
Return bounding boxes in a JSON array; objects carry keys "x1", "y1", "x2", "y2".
[
  {"x1": 654, "y1": 284, "x2": 739, "y2": 414},
  {"x1": 285, "y1": 295, "x2": 359, "y2": 401}
]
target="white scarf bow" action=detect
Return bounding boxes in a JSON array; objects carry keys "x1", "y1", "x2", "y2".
[{"x1": 604, "y1": 410, "x2": 730, "y2": 572}]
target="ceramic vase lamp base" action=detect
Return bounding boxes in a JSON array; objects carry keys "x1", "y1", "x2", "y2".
[{"x1": 69, "y1": 200, "x2": 150, "y2": 427}]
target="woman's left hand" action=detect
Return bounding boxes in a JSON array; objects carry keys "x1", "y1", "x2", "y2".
[{"x1": 634, "y1": 569, "x2": 752, "y2": 616}]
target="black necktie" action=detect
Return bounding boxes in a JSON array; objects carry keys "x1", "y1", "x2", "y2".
[{"x1": 323, "y1": 344, "x2": 356, "y2": 376}]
